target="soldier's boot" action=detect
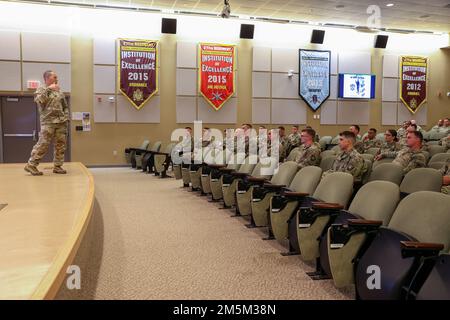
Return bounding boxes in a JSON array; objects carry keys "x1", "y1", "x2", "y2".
[
  {"x1": 53, "y1": 166, "x2": 67, "y2": 174},
  {"x1": 24, "y1": 164, "x2": 43, "y2": 176}
]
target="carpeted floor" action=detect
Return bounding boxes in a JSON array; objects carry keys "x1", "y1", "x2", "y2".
[{"x1": 57, "y1": 167, "x2": 354, "y2": 300}]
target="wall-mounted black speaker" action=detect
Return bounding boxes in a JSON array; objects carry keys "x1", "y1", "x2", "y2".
[
  {"x1": 161, "y1": 18, "x2": 177, "y2": 34},
  {"x1": 374, "y1": 35, "x2": 389, "y2": 48},
  {"x1": 311, "y1": 29, "x2": 325, "y2": 44},
  {"x1": 240, "y1": 24, "x2": 255, "y2": 39}
]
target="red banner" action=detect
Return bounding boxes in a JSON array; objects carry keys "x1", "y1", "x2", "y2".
[
  {"x1": 199, "y1": 43, "x2": 235, "y2": 111},
  {"x1": 118, "y1": 39, "x2": 158, "y2": 110},
  {"x1": 399, "y1": 56, "x2": 428, "y2": 114}
]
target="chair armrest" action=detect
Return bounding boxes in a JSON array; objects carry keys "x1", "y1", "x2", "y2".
[
  {"x1": 262, "y1": 183, "x2": 286, "y2": 189},
  {"x1": 347, "y1": 219, "x2": 383, "y2": 227},
  {"x1": 401, "y1": 241, "x2": 444, "y2": 259},
  {"x1": 329, "y1": 218, "x2": 383, "y2": 249},
  {"x1": 298, "y1": 202, "x2": 343, "y2": 228},
  {"x1": 219, "y1": 168, "x2": 235, "y2": 173},
  {"x1": 247, "y1": 177, "x2": 267, "y2": 183},
  {"x1": 284, "y1": 192, "x2": 309, "y2": 198},
  {"x1": 312, "y1": 202, "x2": 344, "y2": 210},
  {"x1": 209, "y1": 164, "x2": 228, "y2": 169},
  {"x1": 231, "y1": 172, "x2": 249, "y2": 177}
]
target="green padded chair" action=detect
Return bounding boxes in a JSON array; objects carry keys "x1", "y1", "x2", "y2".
[
  {"x1": 319, "y1": 155, "x2": 336, "y2": 172},
  {"x1": 372, "y1": 157, "x2": 394, "y2": 168},
  {"x1": 427, "y1": 145, "x2": 445, "y2": 159},
  {"x1": 209, "y1": 153, "x2": 245, "y2": 201},
  {"x1": 236, "y1": 160, "x2": 274, "y2": 217},
  {"x1": 296, "y1": 172, "x2": 354, "y2": 262},
  {"x1": 354, "y1": 191, "x2": 450, "y2": 300},
  {"x1": 153, "y1": 143, "x2": 175, "y2": 178},
  {"x1": 125, "y1": 140, "x2": 149, "y2": 167},
  {"x1": 368, "y1": 163, "x2": 404, "y2": 185},
  {"x1": 365, "y1": 147, "x2": 380, "y2": 157},
  {"x1": 250, "y1": 161, "x2": 299, "y2": 227},
  {"x1": 318, "y1": 136, "x2": 332, "y2": 150},
  {"x1": 326, "y1": 181, "x2": 400, "y2": 287},
  {"x1": 136, "y1": 141, "x2": 161, "y2": 170},
  {"x1": 270, "y1": 166, "x2": 323, "y2": 244},
  {"x1": 428, "y1": 152, "x2": 450, "y2": 165},
  {"x1": 285, "y1": 147, "x2": 301, "y2": 162},
  {"x1": 399, "y1": 168, "x2": 443, "y2": 196},
  {"x1": 222, "y1": 155, "x2": 257, "y2": 208}
]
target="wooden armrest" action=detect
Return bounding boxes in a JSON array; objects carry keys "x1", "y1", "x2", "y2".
[
  {"x1": 401, "y1": 241, "x2": 444, "y2": 251},
  {"x1": 262, "y1": 184, "x2": 286, "y2": 189},
  {"x1": 247, "y1": 177, "x2": 267, "y2": 183},
  {"x1": 231, "y1": 172, "x2": 249, "y2": 177},
  {"x1": 219, "y1": 168, "x2": 235, "y2": 172},
  {"x1": 312, "y1": 202, "x2": 344, "y2": 210},
  {"x1": 209, "y1": 164, "x2": 227, "y2": 169},
  {"x1": 284, "y1": 192, "x2": 309, "y2": 197},
  {"x1": 348, "y1": 219, "x2": 383, "y2": 227}
]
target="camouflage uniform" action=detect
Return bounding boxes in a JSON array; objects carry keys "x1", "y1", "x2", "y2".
[
  {"x1": 294, "y1": 142, "x2": 321, "y2": 169},
  {"x1": 391, "y1": 147, "x2": 427, "y2": 174},
  {"x1": 439, "y1": 135, "x2": 449, "y2": 152},
  {"x1": 28, "y1": 85, "x2": 69, "y2": 168},
  {"x1": 397, "y1": 128, "x2": 407, "y2": 145},
  {"x1": 285, "y1": 132, "x2": 301, "y2": 153},
  {"x1": 323, "y1": 148, "x2": 366, "y2": 181},
  {"x1": 438, "y1": 159, "x2": 450, "y2": 194},
  {"x1": 279, "y1": 135, "x2": 289, "y2": 160},
  {"x1": 355, "y1": 138, "x2": 383, "y2": 154},
  {"x1": 378, "y1": 141, "x2": 402, "y2": 158}
]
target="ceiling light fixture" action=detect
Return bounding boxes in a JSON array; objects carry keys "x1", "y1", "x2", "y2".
[{"x1": 386, "y1": 3, "x2": 394, "y2": 7}]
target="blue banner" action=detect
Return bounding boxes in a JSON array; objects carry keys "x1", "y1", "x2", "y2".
[{"x1": 299, "y1": 49, "x2": 331, "y2": 111}]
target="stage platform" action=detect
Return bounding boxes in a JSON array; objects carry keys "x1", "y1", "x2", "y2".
[{"x1": 0, "y1": 162, "x2": 95, "y2": 299}]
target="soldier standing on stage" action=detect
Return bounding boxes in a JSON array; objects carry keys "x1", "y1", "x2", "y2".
[{"x1": 24, "y1": 71, "x2": 69, "y2": 176}]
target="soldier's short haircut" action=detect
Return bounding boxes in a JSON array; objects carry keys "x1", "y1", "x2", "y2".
[
  {"x1": 351, "y1": 124, "x2": 360, "y2": 133},
  {"x1": 369, "y1": 128, "x2": 377, "y2": 133},
  {"x1": 302, "y1": 128, "x2": 316, "y2": 139},
  {"x1": 293, "y1": 125, "x2": 299, "y2": 129},
  {"x1": 339, "y1": 130, "x2": 356, "y2": 143},
  {"x1": 185, "y1": 126, "x2": 192, "y2": 130},
  {"x1": 43, "y1": 70, "x2": 54, "y2": 80},
  {"x1": 409, "y1": 130, "x2": 423, "y2": 142},
  {"x1": 278, "y1": 126, "x2": 285, "y2": 131},
  {"x1": 409, "y1": 123, "x2": 418, "y2": 129}
]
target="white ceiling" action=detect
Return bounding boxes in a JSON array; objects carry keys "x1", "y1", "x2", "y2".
[{"x1": 11, "y1": 0, "x2": 450, "y2": 32}]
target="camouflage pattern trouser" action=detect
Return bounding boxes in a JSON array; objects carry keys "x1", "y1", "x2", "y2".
[{"x1": 28, "y1": 122, "x2": 68, "y2": 167}]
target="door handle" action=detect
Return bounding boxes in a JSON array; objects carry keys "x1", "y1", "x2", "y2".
[{"x1": 3, "y1": 133, "x2": 34, "y2": 137}]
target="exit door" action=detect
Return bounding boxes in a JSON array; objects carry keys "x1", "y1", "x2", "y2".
[{"x1": 1, "y1": 96, "x2": 71, "y2": 163}]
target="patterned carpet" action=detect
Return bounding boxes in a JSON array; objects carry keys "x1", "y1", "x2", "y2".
[{"x1": 56, "y1": 167, "x2": 354, "y2": 300}]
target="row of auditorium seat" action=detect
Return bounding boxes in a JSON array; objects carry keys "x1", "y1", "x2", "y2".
[{"x1": 167, "y1": 144, "x2": 450, "y2": 300}]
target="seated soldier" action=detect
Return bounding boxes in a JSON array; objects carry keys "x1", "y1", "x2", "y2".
[
  {"x1": 349, "y1": 124, "x2": 362, "y2": 141},
  {"x1": 322, "y1": 131, "x2": 366, "y2": 181},
  {"x1": 399, "y1": 123, "x2": 417, "y2": 147},
  {"x1": 444, "y1": 118, "x2": 450, "y2": 135},
  {"x1": 410, "y1": 120, "x2": 424, "y2": 133},
  {"x1": 397, "y1": 120, "x2": 410, "y2": 144},
  {"x1": 431, "y1": 119, "x2": 444, "y2": 132},
  {"x1": 439, "y1": 134, "x2": 449, "y2": 152},
  {"x1": 374, "y1": 129, "x2": 402, "y2": 161},
  {"x1": 278, "y1": 126, "x2": 288, "y2": 160},
  {"x1": 355, "y1": 127, "x2": 382, "y2": 153},
  {"x1": 439, "y1": 159, "x2": 450, "y2": 194},
  {"x1": 294, "y1": 128, "x2": 321, "y2": 169},
  {"x1": 391, "y1": 131, "x2": 427, "y2": 174},
  {"x1": 284, "y1": 125, "x2": 301, "y2": 157},
  {"x1": 306, "y1": 125, "x2": 320, "y2": 142}
]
